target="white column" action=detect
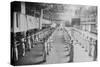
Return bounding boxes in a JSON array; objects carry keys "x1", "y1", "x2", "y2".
[
  {"x1": 21, "y1": 2, "x2": 25, "y2": 14},
  {"x1": 21, "y1": 2, "x2": 27, "y2": 34},
  {"x1": 39, "y1": 9, "x2": 43, "y2": 29}
]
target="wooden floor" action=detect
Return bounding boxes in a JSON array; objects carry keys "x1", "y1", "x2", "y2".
[{"x1": 15, "y1": 43, "x2": 45, "y2": 65}]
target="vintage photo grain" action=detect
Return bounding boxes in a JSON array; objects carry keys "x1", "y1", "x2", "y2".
[{"x1": 11, "y1": 1, "x2": 97, "y2": 66}]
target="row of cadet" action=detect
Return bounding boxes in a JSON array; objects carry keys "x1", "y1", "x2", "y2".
[
  {"x1": 70, "y1": 28, "x2": 97, "y2": 61},
  {"x1": 63, "y1": 28, "x2": 74, "y2": 62},
  {"x1": 11, "y1": 27, "x2": 56, "y2": 63}
]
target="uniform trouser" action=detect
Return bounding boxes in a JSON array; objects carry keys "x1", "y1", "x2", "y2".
[
  {"x1": 14, "y1": 47, "x2": 18, "y2": 61},
  {"x1": 69, "y1": 45, "x2": 73, "y2": 62},
  {"x1": 43, "y1": 43, "x2": 46, "y2": 61},
  {"x1": 22, "y1": 43, "x2": 25, "y2": 56},
  {"x1": 46, "y1": 42, "x2": 49, "y2": 55},
  {"x1": 85, "y1": 42, "x2": 89, "y2": 52},
  {"x1": 28, "y1": 40, "x2": 31, "y2": 50},
  {"x1": 89, "y1": 44, "x2": 92, "y2": 56},
  {"x1": 93, "y1": 45, "x2": 97, "y2": 61},
  {"x1": 45, "y1": 42, "x2": 51, "y2": 55}
]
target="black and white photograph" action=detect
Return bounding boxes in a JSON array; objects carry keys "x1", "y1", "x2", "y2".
[{"x1": 11, "y1": 1, "x2": 97, "y2": 66}]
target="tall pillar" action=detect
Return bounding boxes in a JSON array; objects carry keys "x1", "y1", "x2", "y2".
[
  {"x1": 21, "y1": 2, "x2": 26, "y2": 56},
  {"x1": 21, "y1": 2, "x2": 26, "y2": 40},
  {"x1": 21, "y1": 2, "x2": 25, "y2": 14},
  {"x1": 39, "y1": 9, "x2": 43, "y2": 29},
  {"x1": 21, "y1": 2, "x2": 26, "y2": 32}
]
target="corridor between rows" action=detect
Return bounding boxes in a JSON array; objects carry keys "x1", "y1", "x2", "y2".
[{"x1": 46, "y1": 28, "x2": 72, "y2": 64}]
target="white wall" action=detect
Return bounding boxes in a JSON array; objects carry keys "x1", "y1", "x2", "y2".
[
  {"x1": 13, "y1": 13, "x2": 51, "y2": 32},
  {"x1": 42, "y1": 19, "x2": 51, "y2": 24},
  {"x1": 19, "y1": 14, "x2": 28, "y2": 32},
  {"x1": 27, "y1": 15, "x2": 39, "y2": 29}
]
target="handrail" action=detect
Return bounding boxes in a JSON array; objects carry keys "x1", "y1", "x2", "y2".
[
  {"x1": 72, "y1": 27, "x2": 97, "y2": 40},
  {"x1": 65, "y1": 27, "x2": 97, "y2": 40}
]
